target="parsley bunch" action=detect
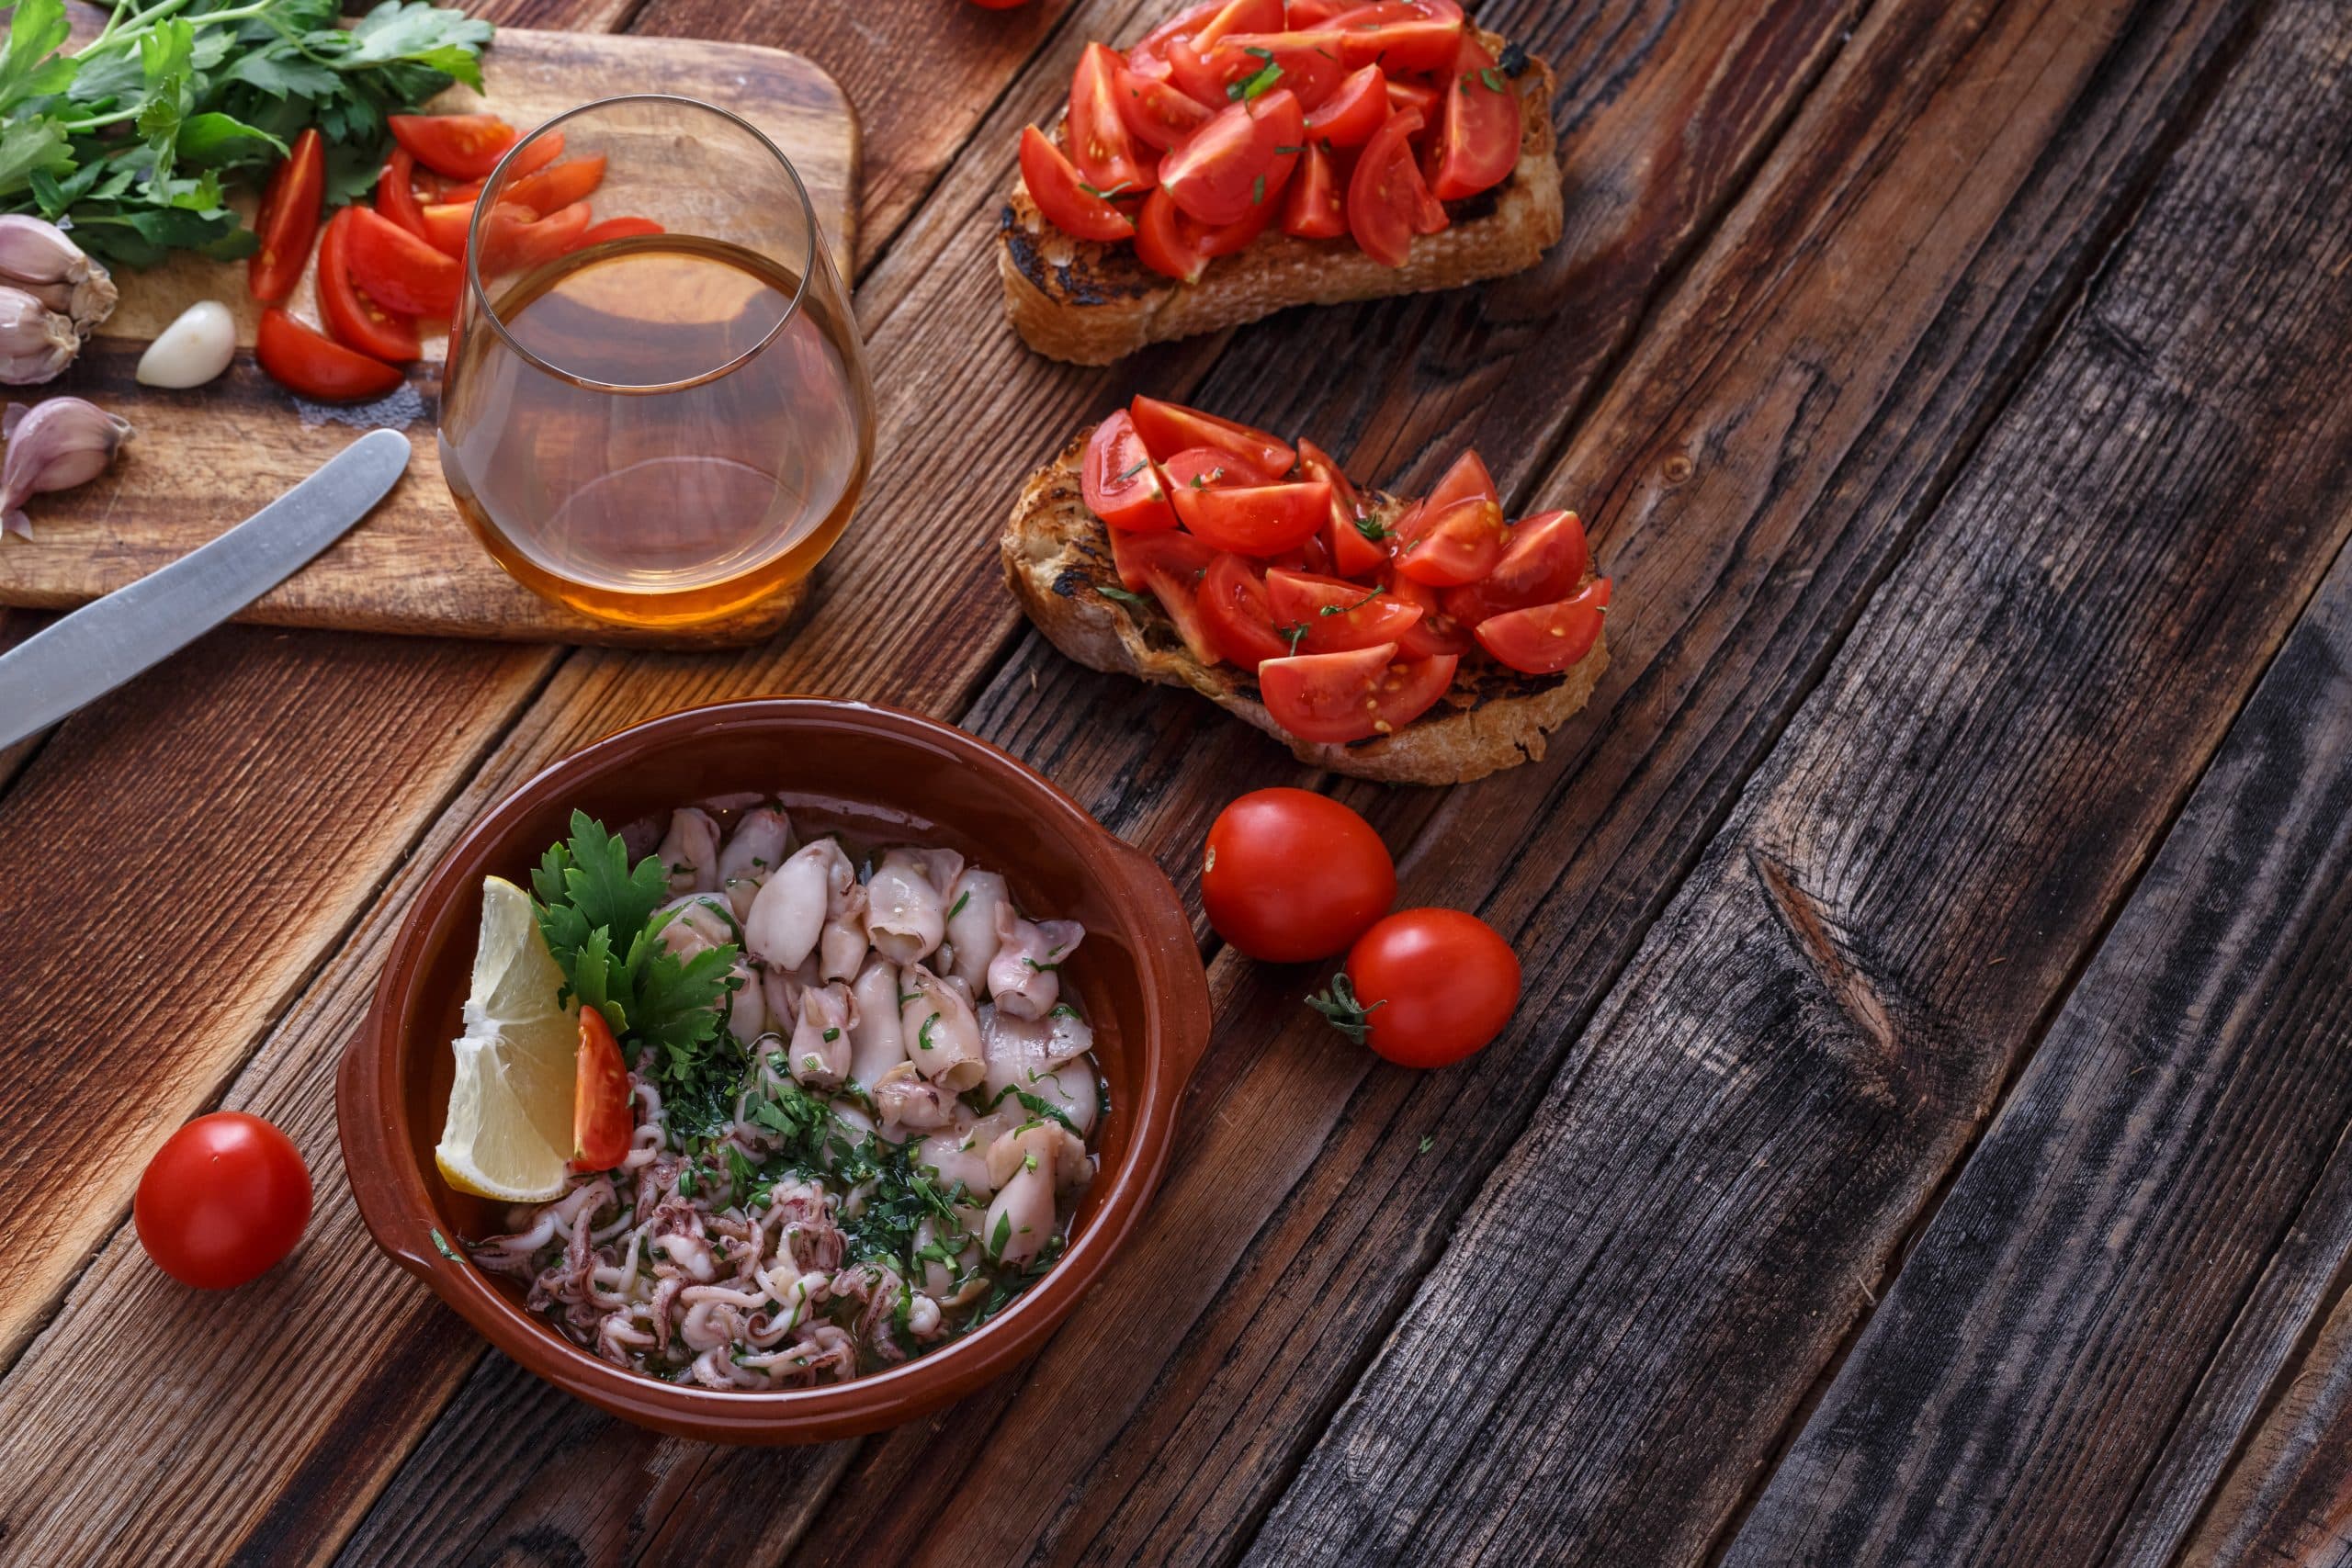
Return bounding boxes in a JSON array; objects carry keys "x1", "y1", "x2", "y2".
[
  {"x1": 0, "y1": 0, "x2": 492, "y2": 266},
  {"x1": 530, "y1": 811, "x2": 741, "y2": 1133}
]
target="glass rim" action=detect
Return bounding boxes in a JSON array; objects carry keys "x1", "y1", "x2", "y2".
[{"x1": 461, "y1": 93, "x2": 821, "y2": 394}]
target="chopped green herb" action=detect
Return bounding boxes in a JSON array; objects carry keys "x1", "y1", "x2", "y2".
[
  {"x1": 430, "y1": 1228, "x2": 458, "y2": 1261},
  {"x1": 1227, "y1": 51, "x2": 1283, "y2": 102},
  {"x1": 1250, "y1": 173, "x2": 1266, "y2": 206},
  {"x1": 1352, "y1": 513, "x2": 1390, "y2": 542},
  {"x1": 1114, "y1": 458, "x2": 1150, "y2": 484},
  {"x1": 989, "y1": 1211, "x2": 1013, "y2": 1259},
  {"x1": 1479, "y1": 67, "x2": 1506, "y2": 92},
  {"x1": 1279, "y1": 621, "x2": 1310, "y2": 655},
  {"x1": 1099, "y1": 582, "x2": 1152, "y2": 607},
  {"x1": 822, "y1": 1026, "x2": 841, "y2": 1042},
  {"x1": 1274, "y1": 143, "x2": 1304, "y2": 155},
  {"x1": 1320, "y1": 585, "x2": 1386, "y2": 617},
  {"x1": 1418, "y1": 1134, "x2": 1434, "y2": 1154},
  {"x1": 948, "y1": 889, "x2": 972, "y2": 919},
  {"x1": 1022, "y1": 956, "x2": 1061, "y2": 973},
  {"x1": 918, "y1": 1012, "x2": 940, "y2": 1051}
]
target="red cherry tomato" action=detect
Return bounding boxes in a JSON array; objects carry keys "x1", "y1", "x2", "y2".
[
  {"x1": 416, "y1": 197, "x2": 481, "y2": 257},
  {"x1": 1125, "y1": 0, "x2": 1235, "y2": 79},
  {"x1": 1286, "y1": 0, "x2": 1348, "y2": 20},
  {"x1": 1116, "y1": 66, "x2": 1215, "y2": 151},
  {"x1": 1158, "y1": 88, "x2": 1304, "y2": 226},
  {"x1": 1349, "y1": 107, "x2": 1430, "y2": 266},
  {"x1": 1083, "y1": 411, "x2": 1180, "y2": 533},
  {"x1": 1266, "y1": 567, "x2": 1426, "y2": 652},
  {"x1": 1473, "y1": 578, "x2": 1611, "y2": 674},
  {"x1": 503, "y1": 153, "x2": 607, "y2": 219},
  {"x1": 1110, "y1": 523, "x2": 1218, "y2": 592},
  {"x1": 343, "y1": 206, "x2": 462, "y2": 316},
  {"x1": 1322, "y1": 0, "x2": 1465, "y2": 72},
  {"x1": 1281, "y1": 140, "x2": 1347, "y2": 239},
  {"x1": 1130, "y1": 396, "x2": 1295, "y2": 475},
  {"x1": 573, "y1": 1009, "x2": 634, "y2": 1169},
  {"x1": 1260, "y1": 640, "x2": 1457, "y2": 742},
  {"x1": 1163, "y1": 443, "x2": 1277, "y2": 490},
  {"x1": 1317, "y1": 907, "x2": 1520, "y2": 1067},
  {"x1": 1442, "y1": 509, "x2": 1589, "y2": 624},
  {"x1": 1394, "y1": 448, "x2": 1509, "y2": 585},
  {"x1": 255, "y1": 308, "x2": 404, "y2": 402},
  {"x1": 316, "y1": 208, "x2": 420, "y2": 363},
  {"x1": 1021, "y1": 125, "x2": 1138, "y2": 243},
  {"x1": 1431, "y1": 31, "x2": 1520, "y2": 200},
  {"x1": 135, "y1": 1111, "x2": 313, "y2": 1289},
  {"x1": 248, "y1": 127, "x2": 324, "y2": 304},
  {"x1": 1135, "y1": 186, "x2": 1212, "y2": 282},
  {"x1": 1386, "y1": 566, "x2": 1476, "y2": 656},
  {"x1": 389, "y1": 112, "x2": 519, "y2": 180},
  {"x1": 375, "y1": 147, "x2": 435, "y2": 243},
  {"x1": 1069, "y1": 42, "x2": 1157, "y2": 193},
  {"x1": 1172, "y1": 479, "x2": 1332, "y2": 556},
  {"x1": 480, "y1": 200, "x2": 594, "y2": 274},
  {"x1": 1204, "y1": 787, "x2": 1396, "y2": 962},
  {"x1": 575, "y1": 216, "x2": 666, "y2": 248},
  {"x1": 1188, "y1": 31, "x2": 1349, "y2": 109},
  {"x1": 1198, "y1": 549, "x2": 1293, "y2": 668},
  {"x1": 1306, "y1": 63, "x2": 1389, "y2": 146},
  {"x1": 1295, "y1": 438, "x2": 1388, "y2": 577},
  {"x1": 1141, "y1": 558, "x2": 1223, "y2": 664}
]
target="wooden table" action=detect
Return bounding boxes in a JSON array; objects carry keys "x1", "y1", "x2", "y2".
[{"x1": 2, "y1": 0, "x2": 2348, "y2": 1561}]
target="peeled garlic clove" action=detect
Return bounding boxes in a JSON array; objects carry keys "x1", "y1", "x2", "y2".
[
  {"x1": 0, "y1": 286, "x2": 78, "y2": 386},
  {"x1": 136, "y1": 300, "x2": 237, "y2": 389},
  {"x1": 1, "y1": 397, "x2": 132, "y2": 539},
  {"x1": 0, "y1": 216, "x2": 117, "y2": 334}
]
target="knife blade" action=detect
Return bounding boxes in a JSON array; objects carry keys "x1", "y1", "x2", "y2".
[{"x1": 0, "y1": 426, "x2": 412, "y2": 753}]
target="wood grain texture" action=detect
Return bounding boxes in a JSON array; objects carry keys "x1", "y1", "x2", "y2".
[
  {"x1": 1244, "y1": 0, "x2": 2352, "y2": 1558},
  {"x1": 774, "y1": 0, "x2": 2275, "y2": 1562},
  {"x1": 0, "y1": 28, "x2": 854, "y2": 649},
  {"x1": 1724, "y1": 467, "x2": 2352, "y2": 1562}
]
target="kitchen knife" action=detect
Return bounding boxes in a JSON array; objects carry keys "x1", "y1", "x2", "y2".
[{"x1": 0, "y1": 426, "x2": 412, "y2": 753}]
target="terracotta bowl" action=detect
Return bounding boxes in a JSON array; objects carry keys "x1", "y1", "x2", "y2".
[{"x1": 340, "y1": 698, "x2": 1212, "y2": 1444}]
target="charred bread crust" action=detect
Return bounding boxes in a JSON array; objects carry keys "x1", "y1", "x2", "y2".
[
  {"x1": 998, "y1": 33, "x2": 1563, "y2": 366},
  {"x1": 1000, "y1": 431, "x2": 1608, "y2": 784}
]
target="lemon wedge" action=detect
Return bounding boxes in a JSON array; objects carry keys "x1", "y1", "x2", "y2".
[{"x1": 435, "y1": 874, "x2": 578, "y2": 1201}]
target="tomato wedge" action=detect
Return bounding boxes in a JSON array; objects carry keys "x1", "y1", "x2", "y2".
[
  {"x1": 316, "y1": 208, "x2": 419, "y2": 364},
  {"x1": 1111, "y1": 523, "x2": 1219, "y2": 592},
  {"x1": 1350, "y1": 107, "x2": 1431, "y2": 265},
  {"x1": 390, "y1": 113, "x2": 518, "y2": 180},
  {"x1": 1396, "y1": 496, "x2": 1510, "y2": 585},
  {"x1": 503, "y1": 131, "x2": 565, "y2": 181},
  {"x1": 1199, "y1": 551, "x2": 1293, "y2": 668},
  {"x1": 1281, "y1": 140, "x2": 1347, "y2": 238},
  {"x1": 572, "y1": 1008, "x2": 633, "y2": 1170},
  {"x1": 1385, "y1": 76, "x2": 1442, "y2": 116},
  {"x1": 1474, "y1": 578, "x2": 1611, "y2": 674},
  {"x1": 1070, "y1": 42, "x2": 1156, "y2": 194},
  {"x1": 1431, "y1": 32, "x2": 1519, "y2": 200},
  {"x1": 416, "y1": 198, "x2": 479, "y2": 257},
  {"x1": 1127, "y1": 0, "x2": 1278, "y2": 79},
  {"x1": 1387, "y1": 567, "x2": 1476, "y2": 656},
  {"x1": 503, "y1": 154, "x2": 607, "y2": 218},
  {"x1": 1286, "y1": 0, "x2": 1348, "y2": 20},
  {"x1": 575, "y1": 216, "x2": 665, "y2": 247},
  {"x1": 1306, "y1": 63, "x2": 1389, "y2": 146},
  {"x1": 375, "y1": 148, "x2": 435, "y2": 243},
  {"x1": 1165, "y1": 444, "x2": 1276, "y2": 491},
  {"x1": 1324, "y1": 0, "x2": 1464, "y2": 72},
  {"x1": 255, "y1": 308, "x2": 402, "y2": 402},
  {"x1": 1142, "y1": 560, "x2": 1223, "y2": 664},
  {"x1": 249, "y1": 128, "x2": 324, "y2": 304},
  {"x1": 1135, "y1": 186, "x2": 1211, "y2": 281},
  {"x1": 1159, "y1": 88, "x2": 1304, "y2": 226},
  {"x1": 1021, "y1": 125, "x2": 1138, "y2": 243},
  {"x1": 1130, "y1": 397, "x2": 1295, "y2": 475},
  {"x1": 1172, "y1": 479, "x2": 1332, "y2": 556},
  {"x1": 482, "y1": 202, "x2": 594, "y2": 274},
  {"x1": 1187, "y1": 32, "x2": 1349, "y2": 109},
  {"x1": 342, "y1": 208, "x2": 461, "y2": 316},
  {"x1": 1261, "y1": 641, "x2": 1458, "y2": 742},
  {"x1": 1266, "y1": 569, "x2": 1426, "y2": 652},
  {"x1": 1083, "y1": 411, "x2": 1180, "y2": 533},
  {"x1": 1117, "y1": 66, "x2": 1215, "y2": 151},
  {"x1": 1295, "y1": 438, "x2": 1388, "y2": 576},
  {"x1": 1442, "y1": 509, "x2": 1589, "y2": 623}
]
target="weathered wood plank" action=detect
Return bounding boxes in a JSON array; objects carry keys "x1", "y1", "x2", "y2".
[
  {"x1": 1242, "y1": 0, "x2": 2352, "y2": 1558},
  {"x1": 1722, "y1": 539, "x2": 2352, "y2": 1560},
  {"x1": 780, "y1": 0, "x2": 2275, "y2": 1561},
  {"x1": 0, "y1": 630, "x2": 548, "y2": 1367}
]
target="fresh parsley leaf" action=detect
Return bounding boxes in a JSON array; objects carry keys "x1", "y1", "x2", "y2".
[{"x1": 1099, "y1": 582, "x2": 1151, "y2": 607}]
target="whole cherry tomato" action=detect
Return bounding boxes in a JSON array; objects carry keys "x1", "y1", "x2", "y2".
[
  {"x1": 135, "y1": 1111, "x2": 313, "y2": 1289},
  {"x1": 1314, "y1": 908, "x2": 1520, "y2": 1066},
  {"x1": 1203, "y1": 788, "x2": 1396, "y2": 962}
]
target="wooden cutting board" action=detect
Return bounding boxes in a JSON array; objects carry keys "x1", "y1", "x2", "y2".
[{"x1": 0, "y1": 29, "x2": 856, "y2": 649}]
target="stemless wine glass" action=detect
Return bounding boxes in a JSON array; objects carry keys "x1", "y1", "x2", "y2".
[{"x1": 439, "y1": 96, "x2": 874, "y2": 631}]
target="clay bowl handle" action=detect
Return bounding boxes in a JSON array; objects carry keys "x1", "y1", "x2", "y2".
[{"x1": 1101, "y1": 834, "x2": 1216, "y2": 1089}]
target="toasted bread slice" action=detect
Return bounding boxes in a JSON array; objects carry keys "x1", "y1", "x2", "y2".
[
  {"x1": 998, "y1": 33, "x2": 1564, "y2": 366},
  {"x1": 1001, "y1": 433, "x2": 1608, "y2": 784}
]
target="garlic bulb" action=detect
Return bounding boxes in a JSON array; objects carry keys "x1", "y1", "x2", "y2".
[
  {"x1": 0, "y1": 286, "x2": 79, "y2": 385},
  {"x1": 137, "y1": 300, "x2": 236, "y2": 389},
  {"x1": 1, "y1": 398, "x2": 132, "y2": 539},
  {"x1": 0, "y1": 216, "x2": 117, "y2": 334}
]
